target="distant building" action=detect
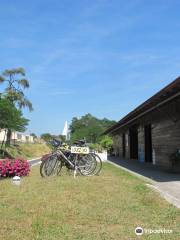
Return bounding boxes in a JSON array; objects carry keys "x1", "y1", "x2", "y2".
[
  {"x1": 104, "y1": 77, "x2": 180, "y2": 172},
  {"x1": 0, "y1": 130, "x2": 34, "y2": 144}
]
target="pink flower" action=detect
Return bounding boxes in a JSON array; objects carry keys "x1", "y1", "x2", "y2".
[{"x1": 0, "y1": 158, "x2": 30, "y2": 178}]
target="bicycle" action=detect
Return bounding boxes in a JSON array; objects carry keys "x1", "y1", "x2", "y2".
[
  {"x1": 73, "y1": 139, "x2": 102, "y2": 175},
  {"x1": 40, "y1": 139, "x2": 98, "y2": 177}
]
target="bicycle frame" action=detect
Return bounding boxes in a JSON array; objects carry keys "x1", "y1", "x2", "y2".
[{"x1": 56, "y1": 148, "x2": 77, "y2": 169}]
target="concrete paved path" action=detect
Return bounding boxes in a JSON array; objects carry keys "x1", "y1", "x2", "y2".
[
  {"x1": 28, "y1": 158, "x2": 41, "y2": 166},
  {"x1": 108, "y1": 157, "x2": 180, "y2": 208}
]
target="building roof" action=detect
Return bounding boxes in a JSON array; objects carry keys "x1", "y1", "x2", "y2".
[{"x1": 104, "y1": 76, "x2": 180, "y2": 134}]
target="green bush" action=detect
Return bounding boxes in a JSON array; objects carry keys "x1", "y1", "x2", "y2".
[
  {"x1": 99, "y1": 135, "x2": 113, "y2": 151},
  {"x1": 89, "y1": 143, "x2": 103, "y2": 153}
]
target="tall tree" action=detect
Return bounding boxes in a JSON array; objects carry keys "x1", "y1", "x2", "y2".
[
  {"x1": 70, "y1": 114, "x2": 116, "y2": 143},
  {"x1": 0, "y1": 68, "x2": 33, "y2": 145},
  {"x1": 0, "y1": 98, "x2": 29, "y2": 148}
]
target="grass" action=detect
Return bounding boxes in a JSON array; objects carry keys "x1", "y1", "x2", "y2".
[
  {"x1": 4, "y1": 143, "x2": 50, "y2": 159},
  {"x1": 0, "y1": 163, "x2": 180, "y2": 240}
]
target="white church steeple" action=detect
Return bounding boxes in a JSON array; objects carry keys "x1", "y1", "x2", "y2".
[{"x1": 62, "y1": 121, "x2": 70, "y2": 140}]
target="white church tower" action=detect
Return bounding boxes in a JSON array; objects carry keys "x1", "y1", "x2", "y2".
[{"x1": 62, "y1": 121, "x2": 70, "y2": 140}]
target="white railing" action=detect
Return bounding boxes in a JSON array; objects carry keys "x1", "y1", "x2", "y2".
[{"x1": 95, "y1": 150, "x2": 107, "y2": 161}]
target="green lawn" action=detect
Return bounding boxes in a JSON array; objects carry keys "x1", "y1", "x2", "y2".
[{"x1": 0, "y1": 163, "x2": 180, "y2": 240}]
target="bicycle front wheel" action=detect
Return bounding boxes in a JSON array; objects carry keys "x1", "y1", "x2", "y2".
[{"x1": 40, "y1": 154, "x2": 62, "y2": 177}]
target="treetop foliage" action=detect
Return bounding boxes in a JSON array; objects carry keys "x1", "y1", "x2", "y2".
[
  {"x1": 2, "y1": 67, "x2": 26, "y2": 76},
  {"x1": 0, "y1": 67, "x2": 33, "y2": 111},
  {"x1": 70, "y1": 113, "x2": 116, "y2": 143},
  {"x1": 0, "y1": 98, "x2": 29, "y2": 132},
  {"x1": 40, "y1": 133, "x2": 66, "y2": 143}
]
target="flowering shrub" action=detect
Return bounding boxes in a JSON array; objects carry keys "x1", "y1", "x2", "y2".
[{"x1": 0, "y1": 158, "x2": 30, "y2": 178}]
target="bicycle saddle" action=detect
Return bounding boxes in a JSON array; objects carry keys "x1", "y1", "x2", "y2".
[{"x1": 51, "y1": 139, "x2": 62, "y2": 147}]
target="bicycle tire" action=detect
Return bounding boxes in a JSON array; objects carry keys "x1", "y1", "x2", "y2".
[
  {"x1": 40, "y1": 154, "x2": 62, "y2": 177},
  {"x1": 89, "y1": 153, "x2": 102, "y2": 175},
  {"x1": 78, "y1": 154, "x2": 97, "y2": 176}
]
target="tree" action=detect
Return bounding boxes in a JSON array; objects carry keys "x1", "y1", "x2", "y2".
[
  {"x1": 0, "y1": 68, "x2": 33, "y2": 145},
  {"x1": 58, "y1": 135, "x2": 66, "y2": 142},
  {"x1": 30, "y1": 133, "x2": 37, "y2": 139},
  {"x1": 70, "y1": 113, "x2": 116, "y2": 143},
  {"x1": 40, "y1": 133, "x2": 52, "y2": 142},
  {"x1": 0, "y1": 98, "x2": 29, "y2": 148}
]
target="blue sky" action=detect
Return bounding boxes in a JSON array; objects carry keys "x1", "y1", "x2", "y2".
[{"x1": 0, "y1": 0, "x2": 180, "y2": 135}]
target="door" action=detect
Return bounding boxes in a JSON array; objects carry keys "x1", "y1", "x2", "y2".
[
  {"x1": 144, "y1": 124, "x2": 152, "y2": 162},
  {"x1": 122, "y1": 133, "x2": 126, "y2": 158},
  {"x1": 129, "y1": 126, "x2": 138, "y2": 159}
]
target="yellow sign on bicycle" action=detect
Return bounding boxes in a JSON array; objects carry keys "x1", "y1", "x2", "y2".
[{"x1": 71, "y1": 146, "x2": 89, "y2": 154}]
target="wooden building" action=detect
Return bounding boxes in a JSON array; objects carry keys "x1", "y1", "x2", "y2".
[{"x1": 104, "y1": 77, "x2": 180, "y2": 171}]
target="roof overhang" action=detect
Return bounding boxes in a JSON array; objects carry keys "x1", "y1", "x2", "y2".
[{"x1": 104, "y1": 76, "x2": 180, "y2": 135}]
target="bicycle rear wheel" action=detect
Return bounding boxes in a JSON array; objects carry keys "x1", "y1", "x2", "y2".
[
  {"x1": 78, "y1": 154, "x2": 97, "y2": 176},
  {"x1": 89, "y1": 153, "x2": 102, "y2": 175}
]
